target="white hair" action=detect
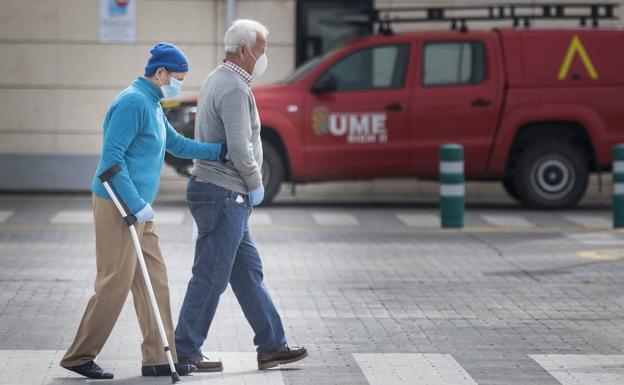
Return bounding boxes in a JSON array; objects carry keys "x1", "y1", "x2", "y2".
[{"x1": 224, "y1": 19, "x2": 269, "y2": 53}]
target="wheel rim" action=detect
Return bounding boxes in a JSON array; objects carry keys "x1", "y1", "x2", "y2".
[{"x1": 529, "y1": 154, "x2": 575, "y2": 201}]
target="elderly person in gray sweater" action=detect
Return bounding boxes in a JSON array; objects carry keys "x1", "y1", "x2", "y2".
[{"x1": 174, "y1": 19, "x2": 308, "y2": 372}]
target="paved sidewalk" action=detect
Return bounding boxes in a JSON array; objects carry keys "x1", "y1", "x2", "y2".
[{"x1": 1, "y1": 195, "x2": 624, "y2": 384}]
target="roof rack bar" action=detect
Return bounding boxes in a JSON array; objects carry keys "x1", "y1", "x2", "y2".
[{"x1": 360, "y1": 3, "x2": 619, "y2": 33}]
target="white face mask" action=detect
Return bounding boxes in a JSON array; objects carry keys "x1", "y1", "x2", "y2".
[
  {"x1": 155, "y1": 71, "x2": 183, "y2": 99},
  {"x1": 249, "y1": 50, "x2": 268, "y2": 78}
]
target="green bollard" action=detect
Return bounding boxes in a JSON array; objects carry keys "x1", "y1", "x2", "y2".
[
  {"x1": 613, "y1": 144, "x2": 624, "y2": 228},
  {"x1": 440, "y1": 144, "x2": 464, "y2": 228}
]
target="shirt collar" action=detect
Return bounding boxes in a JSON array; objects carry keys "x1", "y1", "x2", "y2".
[
  {"x1": 134, "y1": 77, "x2": 163, "y2": 102},
  {"x1": 222, "y1": 60, "x2": 252, "y2": 86}
]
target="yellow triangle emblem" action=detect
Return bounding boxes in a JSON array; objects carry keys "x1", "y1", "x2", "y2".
[{"x1": 558, "y1": 35, "x2": 599, "y2": 80}]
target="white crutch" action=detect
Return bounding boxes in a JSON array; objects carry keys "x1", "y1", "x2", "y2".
[{"x1": 98, "y1": 164, "x2": 180, "y2": 384}]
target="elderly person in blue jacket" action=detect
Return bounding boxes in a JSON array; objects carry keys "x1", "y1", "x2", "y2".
[{"x1": 60, "y1": 42, "x2": 225, "y2": 380}]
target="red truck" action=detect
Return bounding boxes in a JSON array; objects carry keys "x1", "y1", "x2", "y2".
[{"x1": 165, "y1": 4, "x2": 624, "y2": 208}]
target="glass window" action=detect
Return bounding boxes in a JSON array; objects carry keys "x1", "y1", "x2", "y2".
[
  {"x1": 423, "y1": 42, "x2": 485, "y2": 86},
  {"x1": 314, "y1": 44, "x2": 410, "y2": 92}
]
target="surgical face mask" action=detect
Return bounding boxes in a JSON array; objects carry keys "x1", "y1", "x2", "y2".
[
  {"x1": 155, "y1": 71, "x2": 183, "y2": 99},
  {"x1": 249, "y1": 50, "x2": 268, "y2": 78}
]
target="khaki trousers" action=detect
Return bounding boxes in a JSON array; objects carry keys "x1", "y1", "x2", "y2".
[{"x1": 61, "y1": 194, "x2": 178, "y2": 367}]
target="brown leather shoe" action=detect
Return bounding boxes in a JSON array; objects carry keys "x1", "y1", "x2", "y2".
[
  {"x1": 179, "y1": 355, "x2": 223, "y2": 372},
  {"x1": 257, "y1": 345, "x2": 308, "y2": 370}
]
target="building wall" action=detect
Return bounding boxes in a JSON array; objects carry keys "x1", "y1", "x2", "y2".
[
  {"x1": 0, "y1": 0, "x2": 295, "y2": 189},
  {"x1": 0, "y1": 0, "x2": 621, "y2": 190}
]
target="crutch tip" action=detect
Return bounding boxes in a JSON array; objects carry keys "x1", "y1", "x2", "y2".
[{"x1": 172, "y1": 372, "x2": 181, "y2": 383}]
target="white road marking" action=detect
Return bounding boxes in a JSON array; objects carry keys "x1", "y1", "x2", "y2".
[
  {"x1": 312, "y1": 212, "x2": 360, "y2": 226},
  {"x1": 563, "y1": 214, "x2": 612, "y2": 228},
  {"x1": 249, "y1": 211, "x2": 273, "y2": 226},
  {"x1": 156, "y1": 210, "x2": 186, "y2": 225},
  {"x1": 0, "y1": 210, "x2": 14, "y2": 223},
  {"x1": 565, "y1": 232, "x2": 622, "y2": 245},
  {"x1": 530, "y1": 354, "x2": 624, "y2": 385},
  {"x1": 353, "y1": 353, "x2": 479, "y2": 385},
  {"x1": 396, "y1": 213, "x2": 439, "y2": 228},
  {"x1": 481, "y1": 214, "x2": 535, "y2": 228},
  {"x1": 50, "y1": 210, "x2": 92, "y2": 224}
]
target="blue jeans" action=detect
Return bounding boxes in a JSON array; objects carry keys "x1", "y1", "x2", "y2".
[{"x1": 175, "y1": 177, "x2": 287, "y2": 359}]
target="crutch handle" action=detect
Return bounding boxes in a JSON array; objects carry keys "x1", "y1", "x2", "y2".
[
  {"x1": 97, "y1": 164, "x2": 138, "y2": 227},
  {"x1": 98, "y1": 164, "x2": 121, "y2": 183}
]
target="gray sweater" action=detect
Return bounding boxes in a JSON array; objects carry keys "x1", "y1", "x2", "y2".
[{"x1": 191, "y1": 66, "x2": 263, "y2": 194}]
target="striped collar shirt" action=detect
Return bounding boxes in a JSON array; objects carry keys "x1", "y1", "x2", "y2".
[{"x1": 222, "y1": 60, "x2": 252, "y2": 86}]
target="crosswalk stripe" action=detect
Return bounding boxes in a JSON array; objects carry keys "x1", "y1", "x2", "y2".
[
  {"x1": 156, "y1": 210, "x2": 186, "y2": 225},
  {"x1": 530, "y1": 354, "x2": 624, "y2": 385},
  {"x1": 50, "y1": 210, "x2": 92, "y2": 224},
  {"x1": 249, "y1": 211, "x2": 273, "y2": 226},
  {"x1": 354, "y1": 353, "x2": 479, "y2": 385},
  {"x1": 312, "y1": 212, "x2": 360, "y2": 226},
  {"x1": 481, "y1": 214, "x2": 535, "y2": 228},
  {"x1": 563, "y1": 214, "x2": 612, "y2": 228},
  {"x1": 565, "y1": 232, "x2": 621, "y2": 245},
  {"x1": 396, "y1": 213, "x2": 439, "y2": 227},
  {"x1": 0, "y1": 210, "x2": 14, "y2": 223}
]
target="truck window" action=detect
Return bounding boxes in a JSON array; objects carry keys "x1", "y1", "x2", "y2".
[
  {"x1": 314, "y1": 44, "x2": 410, "y2": 92},
  {"x1": 423, "y1": 42, "x2": 485, "y2": 87}
]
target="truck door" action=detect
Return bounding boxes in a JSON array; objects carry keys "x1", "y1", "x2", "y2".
[
  {"x1": 410, "y1": 35, "x2": 502, "y2": 177},
  {"x1": 303, "y1": 43, "x2": 413, "y2": 179}
]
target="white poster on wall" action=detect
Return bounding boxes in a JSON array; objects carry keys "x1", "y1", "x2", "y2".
[{"x1": 99, "y1": 0, "x2": 137, "y2": 43}]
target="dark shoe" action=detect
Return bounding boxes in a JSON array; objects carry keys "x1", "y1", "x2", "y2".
[
  {"x1": 179, "y1": 354, "x2": 223, "y2": 372},
  {"x1": 141, "y1": 363, "x2": 197, "y2": 377},
  {"x1": 62, "y1": 360, "x2": 114, "y2": 379},
  {"x1": 257, "y1": 345, "x2": 308, "y2": 370}
]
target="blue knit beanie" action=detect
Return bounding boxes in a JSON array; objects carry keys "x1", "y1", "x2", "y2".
[{"x1": 144, "y1": 42, "x2": 189, "y2": 76}]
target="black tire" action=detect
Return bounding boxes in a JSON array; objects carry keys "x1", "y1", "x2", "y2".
[
  {"x1": 502, "y1": 175, "x2": 520, "y2": 201},
  {"x1": 513, "y1": 140, "x2": 588, "y2": 209},
  {"x1": 260, "y1": 140, "x2": 285, "y2": 205}
]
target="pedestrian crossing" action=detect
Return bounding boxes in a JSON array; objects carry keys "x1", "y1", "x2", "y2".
[
  {"x1": 38, "y1": 208, "x2": 621, "y2": 231},
  {"x1": 481, "y1": 214, "x2": 535, "y2": 228},
  {"x1": 396, "y1": 213, "x2": 439, "y2": 228},
  {"x1": 530, "y1": 354, "x2": 624, "y2": 385},
  {"x1": 0, "y1": 210, "x2": 14, "y2": 223},
  {"x1": 48, "y1": 209, "x2": 186, "y2": 225},
  {"x1": 354, "y1": 353, "x2": 479, "y2": 385},
  {"x1": 563, "y1": 214, "x2": 613, "y2": 228},
  {"x1": 2, "y1": 350, "x2": 623, "y2": 385},
  {"x1": 312, "y1": 212, "x2": 360, "y2": 226},
  {"x1": 50, "y1": 210, "x2": 92, "y2": 224}
]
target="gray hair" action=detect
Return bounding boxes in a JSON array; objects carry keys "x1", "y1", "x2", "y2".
[{"x1": 224, "y1": 19, "x2": 269, "y2": 53}]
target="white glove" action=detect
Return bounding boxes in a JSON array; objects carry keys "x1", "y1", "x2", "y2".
[{"x1": 135, "y1": 203, "x2": 154, "y2": 223}]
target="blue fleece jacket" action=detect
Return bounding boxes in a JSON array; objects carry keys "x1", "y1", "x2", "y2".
[{"x1": 92, "y1": 77, "x2": 222, "y2": 214}]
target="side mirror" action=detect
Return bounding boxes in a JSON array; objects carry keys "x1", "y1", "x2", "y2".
[{"x1": 311, "y1": 74, "x2": 337, "y2": 94}]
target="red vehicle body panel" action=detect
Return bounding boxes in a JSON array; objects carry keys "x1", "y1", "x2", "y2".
[{"x1": 227, "y1": 28, "x2": 624, "y2": 183}]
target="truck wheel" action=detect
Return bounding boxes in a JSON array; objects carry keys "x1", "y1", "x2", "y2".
[
  {"x1": 502, "y1": 176, "x2": 519, "y2": 201},
  {"x1": 260, "y1": 140, "x2": 285, "y2": 205},
  {"x1": 513, "y1": 141, "x2": 588, "y2": 209}
]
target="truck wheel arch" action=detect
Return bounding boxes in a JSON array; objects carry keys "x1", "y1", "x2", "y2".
[
  {"x1": 261, "y1": 125, "x2": 292, "y2": 183},
  {"x1": 489, "y1": 103, "x2": 608, "y2": 175},
  {"x1": 506, "y1": 121, "x2": 597, "y2": 173}
]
